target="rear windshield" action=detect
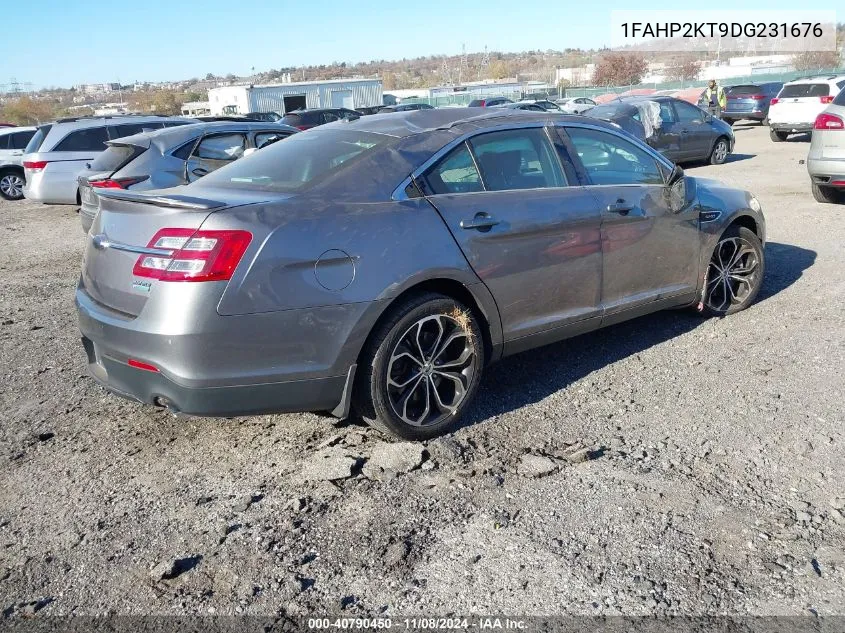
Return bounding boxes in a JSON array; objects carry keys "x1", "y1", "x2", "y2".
[
  {"x1": 726, "y1": 85, "x2": 762, "y2": 95},
  {"x1": 198, "y1": 129, "x2": 389, "y2": 193},
  {"x1": 587, "y1": 103, "x2": 636, "y2": 119},
  {"x1": 90, "y1": 143, "x2": 145, "y2": 173},
  {"x1": 280, "y1": 113, "x2": 302, "y2": 126},
  {"x1": 25, "y1": 125, "x2": 52, "y2": 153},
  {"x1": 779, "y1": 83, "x2": 830, "y2": 98}
]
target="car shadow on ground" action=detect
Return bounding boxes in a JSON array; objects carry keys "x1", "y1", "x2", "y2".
[
  {"x1": 460, "y1": 241, "x2": 816, "y2": 428},
  {"x1": 724, "y1": 153, "x2": 756, "y2": 164}
]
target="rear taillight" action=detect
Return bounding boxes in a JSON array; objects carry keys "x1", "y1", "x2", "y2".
[
  {"x1": 479, "y1": 100, "x2": 487, "y2": 107},
  {"x1": 23, "y1": 160, "x2": 48, "y2": 172},
  {"x1": 295, "y1": 125, "x2": 309, "y2": 130},
  {"x1": 90, "y1": 176, "x2": 149, "y2": 189},
  {"x1": 820, "y1": 96, "x2": 834, "y2": 104},
  {"x1": 132, "y1": 228, "x2": 252, "y2": 282},
  {"x1": 770, "y1": 97, "x2": 780, "y2": 105},
  {"x1": 751, "y1": 94, "x2": 766, "y2": 100},
  {"x1": 814, "y1": 112, "x2": 844, "y2": 130}
]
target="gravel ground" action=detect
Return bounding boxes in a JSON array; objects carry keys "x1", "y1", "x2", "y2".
[{"x1": 1, "y1": 124, "x2": 844, "y2": 621}]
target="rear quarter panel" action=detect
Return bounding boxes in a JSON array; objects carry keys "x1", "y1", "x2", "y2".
[{"x1": 208, "y1": 196, "x2": 487, "y2": 315}]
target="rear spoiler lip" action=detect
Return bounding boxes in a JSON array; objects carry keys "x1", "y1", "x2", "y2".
[{"x1": 94, "y1": 189, "x2": 228, "y2": 210}]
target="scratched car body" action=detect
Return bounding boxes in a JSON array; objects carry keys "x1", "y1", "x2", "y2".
[{"x1": 77, "y1": 109, "x2": 766, "y2": 439}]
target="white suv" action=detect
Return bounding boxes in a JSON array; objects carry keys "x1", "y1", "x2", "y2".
[
  {"x1": 768, "y1": 75, "x2": 845, "y2": 142},
  {"x1": 22, "y1": 115, "x2": 194, "y2": 205}
]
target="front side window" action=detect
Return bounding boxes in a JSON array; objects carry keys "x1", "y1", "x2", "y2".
[
  {"x1": 674, "y1": 101, "x2": 705, "y2": 124},
  {"x1": 193, "y1": 133, "x2": 246, "y2": 161},
  {"x1": 566, "y1": 127, "x2": 664, "y2": 186},
  {"x1": 420, "y1": 142, "x2": 482, "y2": 195},
  {"x1": 468, "y1": 128, "x2": 566, "y2": 191},
  {"x1": 52, "y1": 126, "x2": 109, "y2": 152}
]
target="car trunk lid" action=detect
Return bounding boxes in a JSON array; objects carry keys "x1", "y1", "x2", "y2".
[{"x1": 81, "y1": 189, "x2": 229, "y2": 317}]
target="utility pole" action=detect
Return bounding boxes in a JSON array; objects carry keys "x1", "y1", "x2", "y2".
[{"x1": 477, "y1": 46, "x2": 490, "y2": 81}]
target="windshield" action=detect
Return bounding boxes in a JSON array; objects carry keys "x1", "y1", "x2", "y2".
[
  {"x1": 197, "y1": 129, "x2": 390, "y2": 193},
  {"x1": 726, "y1": 85, "x2": 762, "y2": 95}
]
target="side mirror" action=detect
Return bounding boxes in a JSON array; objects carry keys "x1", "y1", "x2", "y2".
[{"x1": 665, "y1": 164, "x2": 687, "y2": 213}]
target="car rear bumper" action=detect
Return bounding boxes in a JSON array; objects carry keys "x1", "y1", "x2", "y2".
[
  {"x1": 81, "y1": 337, "x2": 348, "y2": 416},
  {"x1": 23, "y1": 168, "x2": 81, "y2": 204},
  {"x1": 769, "y1": 122, "x2": 813, "y2": 134},
  {"x1": 807, "y1": 157, "x2": 845, "y2": 185},
  {"x1": 723, "y1": 109, "x2": 765, "y2": 120},
  {"x1": 76, "y1": 283, "x2": 376, "y2": 416}
]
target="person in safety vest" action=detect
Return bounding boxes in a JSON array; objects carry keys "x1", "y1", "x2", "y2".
[{"x1": 704, "y1": 79, "x2": 726, "y2": 118}]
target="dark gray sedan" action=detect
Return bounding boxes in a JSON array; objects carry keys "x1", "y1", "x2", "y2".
[
  {"x1": 585, "y1": 96, "x2": 735, "y2": 165},
  {"x1": 77, "y1": 109, "x2": 766, "y2": 439}
]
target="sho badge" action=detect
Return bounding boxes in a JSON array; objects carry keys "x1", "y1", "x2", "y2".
[{"x1": 132, "y1": 280, "x2": 152, "y2": 294}]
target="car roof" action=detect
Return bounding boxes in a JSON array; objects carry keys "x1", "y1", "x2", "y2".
[
  {"x1": 49, "y1": 114, "x2": 192, "y2": 127},
  {"x1": 334, "y1": 107, "x2": 619, "y2": 138},
  {"x1": 0, "y1": 125, "x2": 36, "y2": 135},
  {"x1": 107, "y1": 121, "x2": 298, "y2": 151},
  {"x1": 784, "y1": 75, "x2": 845, "y2": 85}
]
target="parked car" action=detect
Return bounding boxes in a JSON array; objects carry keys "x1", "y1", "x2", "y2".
[
  {"x1": 514, "y1": 100, "x2": 562, "y2": 112},
  {"x1": 768, "y1": 75, "x2": 845, "y2": 142},
  {"x1": 22, "y1": 115, "x2": 195, "y2": 205},
  {"x1": 77, "y1": 121, "x2": 297, "y2": 233},
  {"x1": 77, "y1": 109, "x2": 765, "y2": 440},
  {"x1": 807, "y1": 88, "x2": 845, "y2": 204},
  {"x1": 0, "y1": 126, "x2": 36, "y2": 200},
  {"x1": 716, "y1": 82, "x2": 783, "y2": 125},
  {"x1": 555, "y1": 97, "x2": 597, "y2": 114},
  {"x1": 280, "y1": 108, "x2": 360, "y2": 130},
  {"x1": 585, "y1": 96, "x2": 734, "y2": 165},
  {"x1": 490, "y1": 102, "x2": 548, "y2": 112},
  {"x1": 244, "y1": 112, "x2": 282, "y2": 122},
  {"x1": 380, "y1": 103, "x2": 435, "y2": 112},
  {"x1": 0, "y1": 122, "x2": 16, "y2": 128},
  {"x1": 355, "y1": 106, "x2": 387, "y2": 115},
  {"x1": 467, "y1": 97, "x2": 513, "y2": 107}
]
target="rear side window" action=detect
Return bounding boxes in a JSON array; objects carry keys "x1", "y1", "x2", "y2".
[
  {"x1": 834, "y1": 86, "x2": 845, "y2": 106},
  {"x1": 281, "y1": 114, "x2": 302, "y2": 127},
  {"x1": 0, "y1": 134, "x2": 9, "y2": 150},
  {"x1": 25, "y1": 125, "x2": 52, "y2": 153},
  {"x1": 10, "y1": 131, "x2": 36, "y2": 150},
  {"x1": 468, "y1": 100, "x2": 484, "y2": 107},
  {"x1": 255, "y1": 131, "x2": 290, "y2": 149},
  {"x1": 172, "y1": 139, "x2": 198, "y2": 160},
  {"x1": 90, "y1": 143, "x2": 145, "y2": 172},
  {"x1": 198, "y1": 129, "x2": 388, "y2": 192},
  {"x1": 52, "y1": 126, "x2": 109, "y2": 152},
  {"x1": 110, "y1": 123, "x2": 161, "y2": 139},
  {"x1": 421, "y1": 142, "x2": 483, "y2": 195},
  {"x1": 778, "y1": 83, "x2": 829, "y2": 98},
  {"x1": 469, "y1": 128, "x2": 566, "y2": 191}
]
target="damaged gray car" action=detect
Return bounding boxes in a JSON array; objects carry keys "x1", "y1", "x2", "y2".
[{"x1": 77, "y1": 109, "x2": 765, "y2": 439}]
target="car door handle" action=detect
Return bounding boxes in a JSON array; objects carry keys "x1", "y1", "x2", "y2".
[
  {"x1": 191, "y1": 168, "x2": 209, "y2": 177},
  {"x1": 606, "y1": 199, "x2": 634, "y2": 215},
  {"x1": 460, "y1": 212, "x2": 500, "y2": 231}
]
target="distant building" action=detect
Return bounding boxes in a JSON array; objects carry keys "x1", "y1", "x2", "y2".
[
  {"x1": 207, "y1": 78, "x2": 383, "y2": 115},
  {"x1": 181, "y1": 101, "x2": 211, "y2": 116},
  {"x1": 555, "y1": 65, "x2": 596, "y2": 86}
]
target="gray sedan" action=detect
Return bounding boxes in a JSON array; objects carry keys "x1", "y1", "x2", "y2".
[
  {"x1": 77, "y1": 109, "x2": 766, "y2": 440},
  {"x1": 77, "y1": 121, "x2": 297, "y2": 233}
]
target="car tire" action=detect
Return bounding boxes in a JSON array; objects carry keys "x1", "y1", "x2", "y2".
[
  {"x1": 354, "y1": 292, "x2": 485, "y2": 440},
  {"x1": 811, "y1": 182, "x2": 844, "y2": 204},
  {"x1": 0, "y1": 170, "x2": 25, "y2": 201},
  {"x1": 701, "y1": 225, "x2": 765, "y2": 317},
  {"x1": 709, "y1": 137, "x2": 730, "y2": 165},
  {"x1": 770, "y1": 129, "x2": 788, "y2": 142}
]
